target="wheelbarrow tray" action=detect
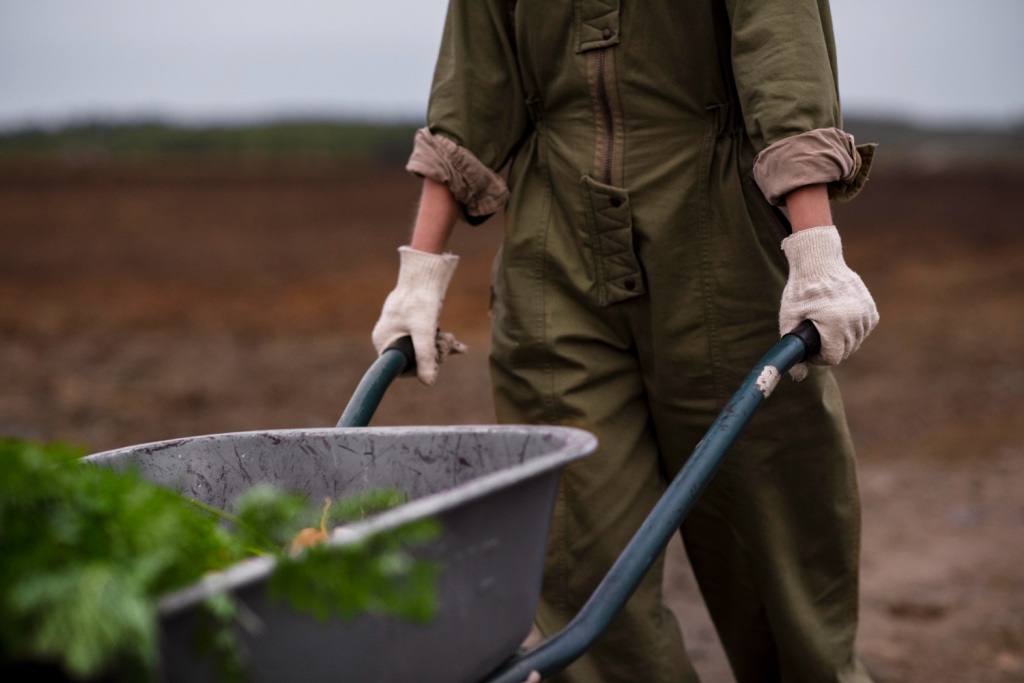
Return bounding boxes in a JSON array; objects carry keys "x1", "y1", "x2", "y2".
[{"x1": 85, "y1": 425, "x2": 596, "y2": 683}]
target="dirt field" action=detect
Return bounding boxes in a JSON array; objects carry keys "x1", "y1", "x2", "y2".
[{"x1": 1, "y1": 155, "x2": 1022, "y2": 681}]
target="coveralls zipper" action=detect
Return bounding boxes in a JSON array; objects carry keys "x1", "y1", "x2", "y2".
[{"x1": 596, "y1": 48, "x2": 615, "y2": 185}]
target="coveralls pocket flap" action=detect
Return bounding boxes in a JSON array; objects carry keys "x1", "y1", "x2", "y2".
[
  {"x1": 580, "y1": 175, "x2": 645, "y2": 306},
  {"x1": 574, "y1": 0, "x2": 621, "y2": 52}
]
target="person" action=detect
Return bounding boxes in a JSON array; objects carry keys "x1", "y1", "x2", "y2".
[{"x1": 372, "y1": 1, "x2": 878, "y2": 681}]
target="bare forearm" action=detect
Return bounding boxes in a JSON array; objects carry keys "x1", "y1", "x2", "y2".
[
  {"x1": 785, "y1": 184, "x2": 833, "y2": 232},
  {"x1": 409, "y1": 178, "x2": 461, "y2": 254}
]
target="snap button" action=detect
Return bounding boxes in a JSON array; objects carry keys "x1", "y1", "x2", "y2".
[
  {"x1": 601, "y1": 28, "x2": 613, "y2": 39},
  {"x1": 609, "y1": 197, "x2": 622, "y2": 208},
  {"x1": 623, "y1": 278, "x2": 636, "y2": 291}
]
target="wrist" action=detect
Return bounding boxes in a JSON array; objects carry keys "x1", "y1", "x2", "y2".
[
  {"x1": 409, "y1": 233, "x2": 449, "y2": 254},
  {"x1": 785, "y1": 184, "x2": 832, "y2": 232}
]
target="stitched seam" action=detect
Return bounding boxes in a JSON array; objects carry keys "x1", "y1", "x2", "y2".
[
  {"x1": 533, "y1": 121, "x2": 567, "y2": 617},
  {"x1": 534, "y1": 123, "x2": 558, "y2": 428},
  {"x1": 585, "y1": 51, "x2": 606, "y2": 181},
  {"x1": 699, "y1": 108, "x2": 726, "y2": 400},
  {"x1": 582, "y1": 178, "x2": 609, "y2": 307},
  {"x1": 573, "y1": 0, "x2": 583, "y2": 52}
]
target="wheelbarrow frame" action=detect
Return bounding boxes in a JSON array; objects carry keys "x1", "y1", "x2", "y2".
[{"x1": 354, "y1": 323, "x2": 820, "y2": 682}]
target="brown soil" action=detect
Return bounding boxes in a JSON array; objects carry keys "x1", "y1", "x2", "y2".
[{"x1": 1, "y1": 156, "x2": 1022, "y2": 682}]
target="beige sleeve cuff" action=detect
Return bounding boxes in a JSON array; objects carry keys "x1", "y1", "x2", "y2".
[
  {"x1": 753, "y1": 127, "x2": 876, "y2": 206},
  {"x1": 405, "y1": 127, "x2": 510, "y2": 218}
]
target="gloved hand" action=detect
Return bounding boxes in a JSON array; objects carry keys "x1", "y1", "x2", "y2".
[
  {"x1": 372, "y1": 246, "x2": 466, "y2": 386},
  {"x1": 779, "y1": 225, "x2": 878, "y2": 381}
]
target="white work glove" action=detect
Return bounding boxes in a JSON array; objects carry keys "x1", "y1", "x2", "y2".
[
  {"x1": 372, "y1": 246, "x2": 467, "y2": 386},
  {"x1": 779, "y1": 225, "x2": 879, "y2": 381}
]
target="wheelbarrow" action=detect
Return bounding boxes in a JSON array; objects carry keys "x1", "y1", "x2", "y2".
[{"x1": 85, "y1": 322, "x2": 821, "y2": 682}]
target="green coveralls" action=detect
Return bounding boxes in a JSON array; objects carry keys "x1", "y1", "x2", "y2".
[{"x1": 418, "y1": 1, "x2": 874, "y2": 681}]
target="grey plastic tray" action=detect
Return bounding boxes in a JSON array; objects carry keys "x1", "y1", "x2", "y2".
[{"x1": 85, "y1": 425, "x2": 596, "y2": 683}]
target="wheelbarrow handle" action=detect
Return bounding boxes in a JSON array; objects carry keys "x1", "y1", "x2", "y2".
[
  {"x1": 788, "y1": 319, "x2": 822, "y2": 360},
  {"x1": 482, "y1": 321, "x2": 821, "y2": 683},
  {"x1": 336, "y1": 336, "x2": 417, "y2": 428},
  {"x1": 384, "y1": 336, "x2": 419, "y2": 374}
]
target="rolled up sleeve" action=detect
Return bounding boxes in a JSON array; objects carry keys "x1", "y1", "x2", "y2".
[
  {"x1": 753, "y1": 128, "x2": 876, "y2": 205},
  {"x1": 406, "y1": 0, "x2": 529, "y2": 220},
  {"x1": 407, "y1": 127, "x2": 510, "y2": 218},
  {"x1": 726, "y1": 0, "x2": 875, "y2": 204}
]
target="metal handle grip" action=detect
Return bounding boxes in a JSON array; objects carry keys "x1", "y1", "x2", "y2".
[
  {"x1": 786, "y1": 319, "x2": 821, "y2": 361},
  {"x1": 335, "y1": 336, "x2": 416, "y2": 428},
  {"x1": 385, "y1": 335, "x2": 418, "y2": 376}
]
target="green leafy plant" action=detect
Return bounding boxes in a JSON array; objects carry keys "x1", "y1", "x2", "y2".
[{"x1": 0, "y1": 438, "x2": 439, "y2": 680}]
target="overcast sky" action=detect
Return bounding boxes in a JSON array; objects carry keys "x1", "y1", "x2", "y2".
[{"x1": 1, "y1": 1, "x2": 1022, "y2": 130}]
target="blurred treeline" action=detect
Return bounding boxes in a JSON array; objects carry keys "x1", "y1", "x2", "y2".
[
  {"x1": 846, "y1": 118, "x2": 1024, "y2": 166},
  {"x1": 0, "y1": 121, "x2": 419, "y2": 164},
  {"x1": 1, "y1": 117, "x2": 1022, "y2": 166}
]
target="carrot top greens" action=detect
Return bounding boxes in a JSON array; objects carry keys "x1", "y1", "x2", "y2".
[{"x1": 0, "y1": 438, "x2": 438, "y2": 680}]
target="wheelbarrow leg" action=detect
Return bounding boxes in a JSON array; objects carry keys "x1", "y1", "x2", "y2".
[{"x1": 482, "y1": 322, "x2": 821, "y2": 683}]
